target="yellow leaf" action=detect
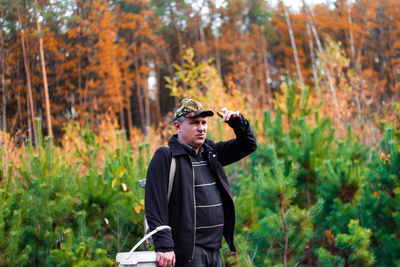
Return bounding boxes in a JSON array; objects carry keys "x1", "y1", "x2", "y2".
[
  {"x1": 112, "y1": 178, "x2": 117, "y2": 188},
  {"x1": 116, "y1": 165, "x2": 125, "y2": 178}
]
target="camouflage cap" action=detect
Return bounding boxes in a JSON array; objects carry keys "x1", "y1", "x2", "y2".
[{"x1": 173, "y1": 98, "x2": 214, "y2": 121}]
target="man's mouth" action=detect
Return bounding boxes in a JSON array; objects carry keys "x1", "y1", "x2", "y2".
[{"x1": 196, "y1": 134, "x2": 205, "y2": 138}]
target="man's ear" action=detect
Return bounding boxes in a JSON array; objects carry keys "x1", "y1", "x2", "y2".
[{"x1": 174, "y1": 120, "x2": 180, "y2": 132}]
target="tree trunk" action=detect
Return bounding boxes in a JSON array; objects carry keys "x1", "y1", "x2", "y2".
[
  {"x1": 113, "y1": 51, "x2": 125, "y2": 131},
  {"x1": 346, "y1": 0, "x2": 356, "y2": 66},
  {"x1": 126, "y1": 90, "x2": 134, "y2": 140},
  {"x1": 16, "y1": 3, "x2": 37, "y2": 145},
  {"x1": 302, "y1": 1, "x2": 338, "y2": 109},
  {"x1": 83, "y1": 80, "x2": 89, "y2": 114},
  {"x1": 160, "y1": 43, "x2": 177, "y2": 105},
  {"x1": 162, "y1": 44, "x2": 174, "y2": 78},
  {"x1": 258, "y1": 52, "x2": 265, "y2": 108},
  {"x1": 10, "y1": 90, "x2": 21, "y2": 135},
  {"x1": 215, "y1": 35, "x2": 222, "y2": 74},
  {"x1": 78, "y1": 56, "x2": 82, "y2": 105},
  {"x1": 34, "y1": 0, "x2": 53, "y2": 137},
  {"x1": 176, "y1": 26, "x2": 188, "y2": 92},
  {"x1": 239, "y1": 32, "x2": 251, "y2": 96},
  {"x1": 140, "y1": 36, "x2": 150, "y2": 135},
  {"x1": 260, "y1": 26, "x2": 272, "y2": 110},
  {"x1": 17, "y1": 62, "x2": 23, "y2": 132},
  {"x1": 279, "y1": 196, "x2": 289, "y2": 267},
  {"x1": 134, "y1": 47, "x2": 146, "y2": 133},
  {"x1": 175, "y1": 24, "x2": 185, "y2": 73},
  {"x1": 0, "y1": 26, "x2": 6, "y2": 132},
  {"x1": 168, "y1": 2, "x2": 187, "y2": 92},
  {"x1": 155, "y1": 66, "x2": 162, "y2": 125},
  {"x1": 305, "y1": 180, "x2": 311, "y2": 209},
  {"x1": 199, "y1": 25, "x2": 207, "y2": 60},
  {"x1": 377, "y1": 0, "x2": 385, "y2": 81},
  {"x1": 199, "y1": 0, "x2": 208, "y2": 61},
  {"x1": 306, "y1": 22, "x2": 320, "y2": 92},
  {"x1": 284, "y1": 6, "x2": 303, "y2": 87},
  {"x1": 27, "y1": 91, "x2": 33, "y2": 142},
  {"x1": 118, "y1": 83, "x2": 125, "y2": 131}
]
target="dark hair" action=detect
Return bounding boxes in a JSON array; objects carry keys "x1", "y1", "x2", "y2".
[{"x1": 174, "y1": 116, "x2": 185, "y2": 124}]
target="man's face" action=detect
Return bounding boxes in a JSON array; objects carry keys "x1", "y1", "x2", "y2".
[{"x1": 175, "y1": 116, "x2": 208, "y2": 151}]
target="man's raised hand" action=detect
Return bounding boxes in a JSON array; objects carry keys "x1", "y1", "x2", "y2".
[{"x1": 217, "y1": 107, "x2": 240, "y2": 122}]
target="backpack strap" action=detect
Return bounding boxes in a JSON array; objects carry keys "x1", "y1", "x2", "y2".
[
  {"x1": 143, "y1": 145, "x2": 175, "y2": 246},
  {"x1": 140, "y1": 145, "x2": 175, "y2": 200},
  {"x1": 167, "y1": 156, "x2": 176, "y2": 202}
]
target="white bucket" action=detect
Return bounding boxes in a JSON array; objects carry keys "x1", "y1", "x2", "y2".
[
  {"x1": 116, "y1": 225, "x2": 171, "y2": 267},
  {"x1": 116, "y1": 251, "x2": 156, "y2": 267}
]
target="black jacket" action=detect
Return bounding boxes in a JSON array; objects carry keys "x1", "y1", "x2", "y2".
[{"x1": 144, "y1": 114, "x2": 257, "y2": 264}]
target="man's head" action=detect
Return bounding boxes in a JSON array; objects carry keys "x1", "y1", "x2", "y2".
[
  {"x1": 173, "y1": 98, "x2": 214, "y2": 121},
  {"x1": 173, "y1": 98, "x2": 214, "y2": 151}
]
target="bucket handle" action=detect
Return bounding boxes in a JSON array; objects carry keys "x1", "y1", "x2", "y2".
[{"x1": 125, "y1": 225, "x2": 171, "y2": 260}]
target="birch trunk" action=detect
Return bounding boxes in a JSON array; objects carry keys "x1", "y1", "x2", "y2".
[
  {"x1": 346, "y1": 0, "x2": 356, "y2": 65},
  {"x1": 302, "y1": 1, "x2": 339, "y2": 109},
  {"x1": 16, "y1": 3, "x2": 37, "y2": 145},
  {"x1": 306, "y1": 22, "x2": 320, "y2": 92},
  {"x1": 284, "y1": 6, "x2": 303, "y2": 87},
  {"x1": 34, "y1": 0, "x2": 53, "y2": 137}
]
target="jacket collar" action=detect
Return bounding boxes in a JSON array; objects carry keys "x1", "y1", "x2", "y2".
[{"x1": 168, "y1": 135, "x2": 214, "y2": 157}]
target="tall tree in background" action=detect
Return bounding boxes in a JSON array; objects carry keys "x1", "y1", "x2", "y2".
[
  {"x1": 284, "y1": 5, "x2": 303, "y2": 86},
  {"x1": 16, "y1": 1, "x2": 37, "y2": 144},
  {"x1": 0, "y1": 5, "x2": 6, "y2": 132},
  {"x1": 34, "y1": 0, "x2": 53, "y2": 137}
]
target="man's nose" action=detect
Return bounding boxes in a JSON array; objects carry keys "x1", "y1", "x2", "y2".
[{"x1": 198, "y1": 124, "x2": 205, "y2": 131}]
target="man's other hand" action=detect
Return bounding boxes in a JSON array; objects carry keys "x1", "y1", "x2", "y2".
[
  {"x1": 217, "y1": 107, "x2": 240, "y2": 122},
  {"x1": 156, "y1": 251, "x2": 176, "y2": 267}
]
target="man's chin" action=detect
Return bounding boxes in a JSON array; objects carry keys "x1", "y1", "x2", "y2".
[{"x1": 194, "y1": 139, "x2": 205, "y2": 147}]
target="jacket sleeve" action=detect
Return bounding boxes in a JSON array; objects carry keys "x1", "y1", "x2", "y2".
[
  {"x1": 213, "y1": 113, "x2": 258, "y2": 166},
  {"x1": 144, "y1": 147, "x2": 174, "y2": 252}
]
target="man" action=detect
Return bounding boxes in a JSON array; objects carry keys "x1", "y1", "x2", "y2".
[{"x1": 145, "y1": 98, "x2": 257, "y2": 267}]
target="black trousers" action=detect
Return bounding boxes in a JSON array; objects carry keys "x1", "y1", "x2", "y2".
[{"x1": 176, "y1": 246, "x2": 222, "y2": 267}]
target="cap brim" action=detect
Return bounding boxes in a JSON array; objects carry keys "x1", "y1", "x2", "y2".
[{"x1": 190, "y1": 110, "x2": 214, "y2": 118}]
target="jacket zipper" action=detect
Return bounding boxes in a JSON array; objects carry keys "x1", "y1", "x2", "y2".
[{"x1": 190, "y1": 155, "x2": 196, "y2": 260}]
